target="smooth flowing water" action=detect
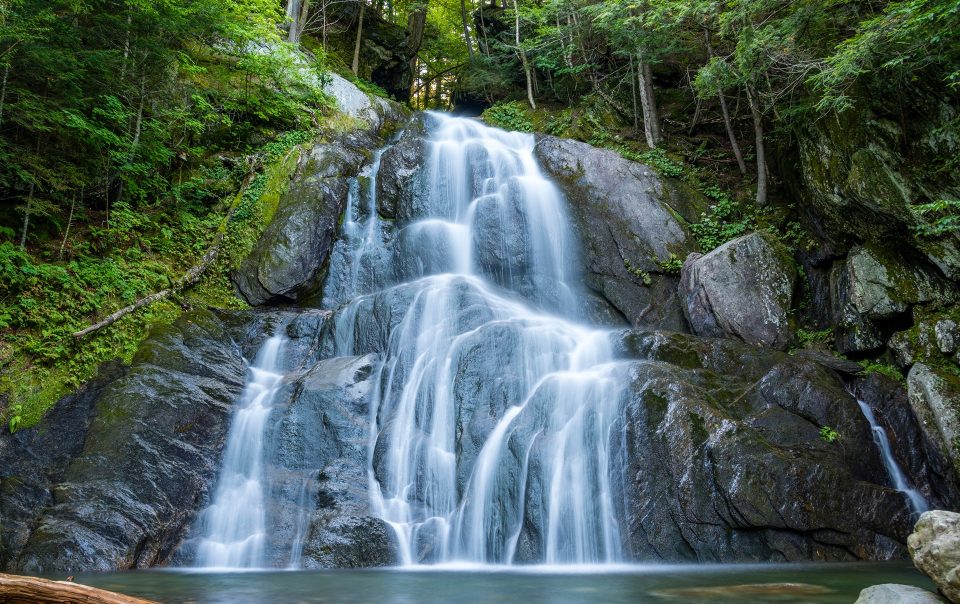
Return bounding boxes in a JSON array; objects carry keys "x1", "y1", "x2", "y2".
[
  {"x1": 856, "y1": 399, "x2": 929, "y2": 516},
  {"x1": 324, "y1": 113, "x2": 631, "y2": 564},
  {"x1": 195, "y1": 335, "x2": 287, "y2": 568}
]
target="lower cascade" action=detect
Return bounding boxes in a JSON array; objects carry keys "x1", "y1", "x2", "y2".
[
  {"x1": 195, "y1": 335, "x2": 287, "y2": 568},
  {"x1": 857, "y1": 399, "x2": 929, "y2": 518}
]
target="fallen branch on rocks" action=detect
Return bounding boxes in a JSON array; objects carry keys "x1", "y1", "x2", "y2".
[{"x1": 0, "y1": 573, "x2": 158, "y2": 604}]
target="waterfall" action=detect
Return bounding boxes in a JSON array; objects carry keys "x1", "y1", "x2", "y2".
[
  {"x1": 326, "y1": 113, "x2": 629, "y2": 565},
  {"x1": 194, "y1": 335, "x2": 286, "y2": 568},
  {"x1": 856, "y1": 399, "x2": 929, "y2": 517}
]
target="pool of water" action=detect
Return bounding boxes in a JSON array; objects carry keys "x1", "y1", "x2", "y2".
[{"x1": 67, "y1": 562, "x2": 936, "y2": 603}]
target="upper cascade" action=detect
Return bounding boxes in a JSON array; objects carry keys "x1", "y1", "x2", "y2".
[{"x1": 324, "y1": 112, "x2": 629, "y2": 564}]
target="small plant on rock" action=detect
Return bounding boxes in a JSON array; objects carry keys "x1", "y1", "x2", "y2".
[{"x1": 819, "y1": 426, "x2": 840, "y2": 443}]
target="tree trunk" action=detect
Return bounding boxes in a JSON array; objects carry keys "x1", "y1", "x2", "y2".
[
  {"x1": 705, "y1": 28, "x2": 747, "y2": 175},
  {"x1": 286, "y1": 0, "x2": 301, "y2": 43},
  {"x1": 352, "y1": 0, "x2": 365, "y2": 75},
  {"x1": 18, "y1": 181, "x2": 34, "y2": 250},
  {"x1": 629, "y1": 56, "x2": 638, "y2": 130},
  {"x1": 460, "y1": 0, "x2": 474, "y2": 61},
  {"x1": 289, "y1": 0, "x2": 311, "y2": 44},
  {"x1": 0, "y1": 63, "x2": 9, "y2": 130},
  {"x1": 406, "y1": 2, "x2": 428, "y2": 95},
  {"x1": 636, "y1": 55, "x2": 656, "y2": 148},
  {"x1": 513, "y1": 0, "x2": 535, "y2": 109},
  {"x1": 60, "y1": 189, "x2": 78, "y2": 259},
  {"x1": 747, "y1": 85, "x2": 768, "y2": 206},
  {"x1": 0, "y1": 573, "x2": 157, "y2": 604},
  {"x1": 640, "y1": 63, "x2": 663, "y2": 145},
  {"x1": 120, "y1": 12, "x2": 132, "y2": 82}
]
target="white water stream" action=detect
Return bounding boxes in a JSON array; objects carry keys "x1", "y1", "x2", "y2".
[
  {"x1": 328, "y1": 114, "x2": 629, "y2": 564},
  {"x1": 194, "y1": 335, "x2": 286, "y2": 568},
  {"x1": 856, "y1": 399, "x2": 929, "y2": 517}
]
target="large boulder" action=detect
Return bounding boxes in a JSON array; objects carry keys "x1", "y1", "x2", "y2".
[
  {"x1": 909, "y1": 510, "x2": 960, "y2": 603},
  {"x1": 322, "y1": 72, "x2": 406, "y2": 133},
  {"x1": 855, "y1": 584, "x2": 946, "y2": 603},
  {"x1": 679, "y1": 232, "x2": 797, "y2": 350},
  {"x1": 12, "y1": 310, "x2": 249, "y2": 572},
  {"x1": 909, "y1": 364, "x2": 960, "y2": 485},
  {"x1": 614, "y1": 329, "x2": 918, "y2": 561},
  {"x1": 376, "y1": 114, "x2": 427, "y2": 220},
  {"x1": 281, "y1": 355, "x2": 397, "y2": 568},
  {"x1": 831, "y1": 246, "x2": 956, "y2": 354},
  {"x1": 784, "y1": 98, "x2": 960, "y2": 281},
  {"x1": 534, "y1": 135, "x2": 705, "y2": 331},
  {"x1": 232, "y1": 131, "x2": 375, "y2": 306}
]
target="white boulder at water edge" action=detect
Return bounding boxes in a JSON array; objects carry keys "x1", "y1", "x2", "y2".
[{"x1": 3, "y1": 104, "x2": 960, "y2": 573}]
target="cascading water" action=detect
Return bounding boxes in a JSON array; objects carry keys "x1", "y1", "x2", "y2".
[
  {"x1": 325, "y1": 113, "x2": 630, "y2": 565},
  {"x1": 856, "y1": 399, "x2": 929, "y2": 517},
  {"x1": 194, "y1": 334, "x2": 286, "y2": 568}
]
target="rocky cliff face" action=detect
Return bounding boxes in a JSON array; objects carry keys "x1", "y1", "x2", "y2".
[{"x1": 2, "y1": 109, "x2": 957, "y2": 572}]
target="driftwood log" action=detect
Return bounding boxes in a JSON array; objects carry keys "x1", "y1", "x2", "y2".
[{"x1": 0, "y1": 573, "x2": 158, "y2": 603}]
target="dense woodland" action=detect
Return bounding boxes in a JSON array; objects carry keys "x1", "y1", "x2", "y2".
[{"x1": 1, "y1": 0, "x2": 958, "y2": 429}]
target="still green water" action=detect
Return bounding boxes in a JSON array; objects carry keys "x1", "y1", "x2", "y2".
[{"x1": 70, "y1": 562, "x2": 936, "y2": 603}]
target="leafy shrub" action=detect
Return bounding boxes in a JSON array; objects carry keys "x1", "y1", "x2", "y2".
[
  {"x1": 859, "y1": 359, "x2": 906, "y2": 384},
  {"x1": 913, "y1": 199, "x2": 960, "y2": 237},
  {"x1": 656, "y1": 253, "x2": 684, "y2": 274},
  {"x1": 690, "y1": 187, "x2": 757, "y2": 251},
  {"x1": 796, "y1": 328, "x2": 832, "y2": 347},
  {"x1": 482, "y1": 101, "x2": 534, "y2": 133},
  {"x1": 819, "y1": 426, "x2": 840, "y2": 443}
]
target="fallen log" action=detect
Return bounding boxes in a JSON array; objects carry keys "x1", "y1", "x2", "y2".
[
  {"x1": 72, "y1": 148, "x2": 295, "y2": 339},
  {"x1": 0, "y1": 573, "x2": 158, "y2": 604}
]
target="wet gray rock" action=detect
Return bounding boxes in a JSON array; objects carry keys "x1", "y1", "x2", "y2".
[
  {"x1": 909, "y1": 364, "x2": 960, "y2": 484},
  {"x1": 855, "y1": 584, "x2": 946, "y2": 603},
  {"x1": 232, "y1": 131, "x2": 376, "y2": 306},
  {"x1": 534, "y1": 135, "x2": 704, "y2": 331},
  {"x1": 614, "y1": 328, "x2": 916, "y2": 562},
  {"x1": 13, "y1": 310, "x2": 248, "y2": 573},
  {"x1": 277, "y1": 355, "x2": 397, "y2": 568},
  {"x1": 909, "y1": 510, "x2": 960, "y2": 603},
  {"x1": 376, "y1": 114, "x2": 427, "y2": 220},
  {"x1": 852, "y1": 373, "x2": 960, "y2": 511},
  {"x1": 679, "y1": 232, "x2": 797, "y2": 350},
  {"x1": 0, "y1": 362, "x2": 126, "y2": 569}
]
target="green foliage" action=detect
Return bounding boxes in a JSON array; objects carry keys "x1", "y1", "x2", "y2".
[
  {"x1": 813, "y1": 0, "x2": 960, "y2": 112},
  {"x1": 482, "y1": 101, "x2": 534, "y2": 133},
  {"x1": 913, "y1": 199, "x2": 960, "y2": 237},
  {"x1": 636, "y1": 148, "x2": 684, "y2": 179},
  {"x1": 689, "y1": 188, "x2": 757, "y2": 251},
  {"x1": 7, "y1": 404, "x2": 24, "y2": 433},
  {"x1": 819, "y1": 426, "x2": 840, "y2": 443},
  {"x1": 656, "y1": 253, "x2": 684, "y2": 275},
  {"x1": 859, "y1": 359, "x2": 906, "y2": 384},
  {"x1": 623, "y1": 259, "x2": 652, "y2": 286},
  {"x1": 796, "y1": 328, "x2": 832, "y2": 348},
  {"x1": 0, "y1": 129, "x2": 306, "y2": 429}
]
